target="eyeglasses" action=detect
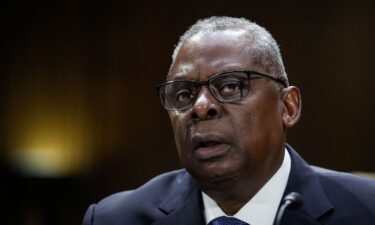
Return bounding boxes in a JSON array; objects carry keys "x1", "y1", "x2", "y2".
[{"x1": 156, "y1": 70, "x2": 287, "y2": 111}]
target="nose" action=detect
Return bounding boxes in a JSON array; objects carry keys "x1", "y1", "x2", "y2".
[{"x1": 191, "y1": 86, "x2": 221, "y2": 121}]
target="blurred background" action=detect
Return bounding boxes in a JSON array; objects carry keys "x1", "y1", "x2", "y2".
[{"x1": 1, "y1": 0, "x2": 375, "y2": 224}]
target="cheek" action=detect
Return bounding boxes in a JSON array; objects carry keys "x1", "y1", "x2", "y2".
[
  {"x1": 168, "y1": 112, "x2": 190, "y2": 152},
  {"x1": 232, "y1": 100, "x2": 282, "y2": 153},
  {"x1": 232, "y1": 108, "x2": 261, "y2": 145}
]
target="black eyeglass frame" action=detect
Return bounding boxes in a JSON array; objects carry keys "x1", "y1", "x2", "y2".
[{"x1": 156, "y1": 70, "x2": 288, "y2": 111}]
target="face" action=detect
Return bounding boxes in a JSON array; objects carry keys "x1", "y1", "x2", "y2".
[{"x1": 168, "y1": 29, "x2": 287, "y2": 192}]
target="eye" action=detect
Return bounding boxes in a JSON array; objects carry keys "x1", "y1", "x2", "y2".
[
  {"x1": 175, "y1": 89, "x2": 194, "y2": 102},
  {"x1": 219, "y1": 81, "x2": 242, "y2": 95}
]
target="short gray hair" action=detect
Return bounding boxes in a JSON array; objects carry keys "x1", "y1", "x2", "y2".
[{"x1": 170, "y1": 16, "x2": 289, "y2": 86}]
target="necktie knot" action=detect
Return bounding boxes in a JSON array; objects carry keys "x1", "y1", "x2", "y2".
[{"x1": 210, "y1": 216, "x2": 249, "y2": 225}]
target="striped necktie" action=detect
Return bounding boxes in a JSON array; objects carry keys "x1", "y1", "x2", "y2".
[{"x1": 209, "y1": 216, "x2": 249, "y2": 225}]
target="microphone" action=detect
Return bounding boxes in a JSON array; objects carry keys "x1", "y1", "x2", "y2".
[{"x1": 274, "y1": 192, "x2": 303, "y2": 225}]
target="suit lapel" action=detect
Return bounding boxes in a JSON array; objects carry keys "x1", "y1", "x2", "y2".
[
  {"x1": 152, "y1": 188, "x2": 205, "y2": 225},
  {"x1": 152, "y1": 171, "x2": 205, "y2": 225},
  {"x1": 281, "y1": 145, "x2": 334, "y2": 225}
]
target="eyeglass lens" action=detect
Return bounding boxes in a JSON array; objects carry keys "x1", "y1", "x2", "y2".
[{"x1": 160, "y1": 72, "x2": 250, "y2": 110}]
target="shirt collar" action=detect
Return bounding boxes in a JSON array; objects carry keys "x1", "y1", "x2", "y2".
[{"x1": 202, "y1": 148, "x2": 291, "y2": 225}]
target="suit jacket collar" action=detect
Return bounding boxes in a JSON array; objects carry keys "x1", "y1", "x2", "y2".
[
  {"x1": 153, "y1": 171, "x2": 205, "y2": 225},
  {"x1": 283, "y1": 144, "x2": 333, "y2": 224},
  {"x1": 153, "y1": 144, "x2": 334, "y2": 225}
]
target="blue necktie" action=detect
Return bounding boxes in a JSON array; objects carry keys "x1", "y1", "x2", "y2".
[{"x1": 210, "y1": 216, "x2": 249, "y2": 225}]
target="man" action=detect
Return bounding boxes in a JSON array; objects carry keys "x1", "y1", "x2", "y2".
[{"x1": 83, "y1": 16, "x2": 375, "y2": 225}]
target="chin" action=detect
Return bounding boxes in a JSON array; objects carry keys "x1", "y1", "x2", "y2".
[{"x1": 193, "y1": 163, "x2": 242, "y2": 186}]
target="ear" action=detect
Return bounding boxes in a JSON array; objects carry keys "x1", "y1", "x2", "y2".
[{"x1": 281, "y1": 86, "x2": 302, "y2": 128}]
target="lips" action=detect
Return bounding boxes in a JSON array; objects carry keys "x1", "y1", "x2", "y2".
[
  {"x1": 191, "y1": 134, "x2": 229, "y2": 160},
  {"x1": 197, "y1": 141, "x2": 221, "y2": 148}
]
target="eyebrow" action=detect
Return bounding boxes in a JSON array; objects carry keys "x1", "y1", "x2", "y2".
[
  {"x1": 168, "y1": 73, "x2": 193, "y2": 81},
  {"x1": 169, "y1": 78, "x2": 196, "y2": 83}
]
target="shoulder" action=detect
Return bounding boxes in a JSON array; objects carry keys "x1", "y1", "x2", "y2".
[
  {"x1": 287, "y1": 146, "x2": 375, "y2": 222},
  {"x1": 313, "y1": 166, "x2": 375, "y2": 191},
  {"x1": 83, "y1": 169, "x2": 192, "y2": 225},
  {"x1": 312, "y1": 166, "x2": 375, "y2": 208},
  {"x1": 98, "y1": 169, "x2": 189, "y2": 205},
  {"x1": 288, "y1": 144, "x2": 375, "y2": 198}
]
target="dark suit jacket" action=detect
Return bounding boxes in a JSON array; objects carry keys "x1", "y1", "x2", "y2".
[{"x1": 83, "y1": 146, "x2": 375, "y2": 225}]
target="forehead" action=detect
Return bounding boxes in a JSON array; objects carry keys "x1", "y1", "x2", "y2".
[{"x1": 169, "y1": 29, "x2": 259, "y2": 81}]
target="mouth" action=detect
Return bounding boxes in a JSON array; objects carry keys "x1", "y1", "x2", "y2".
[
  {"x1": 197, "y1": 141, "x2": 221, "y2": 148},
  {"x1": 192, "y1": 135, "x2": 229, "y2": 160}
]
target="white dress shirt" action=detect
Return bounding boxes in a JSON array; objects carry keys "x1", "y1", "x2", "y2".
[{"x1": 202, "y1": 149, "x2": 291, "y2": 225}]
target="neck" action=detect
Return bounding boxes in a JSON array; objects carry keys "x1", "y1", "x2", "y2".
[
  {"x1": 202, "y1": 154, "x2": 284, "y2": 215},
  {"x1": 203, "y1": 175, "x2": 264, "y2": 215}
]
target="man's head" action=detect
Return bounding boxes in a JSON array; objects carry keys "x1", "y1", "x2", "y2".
[
  {"x1": 158, "y1": 16, "x2": 301, "y2": 204},
  {"x1": 169, "y1": 16, "x2": 289, "y2": 86}
]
